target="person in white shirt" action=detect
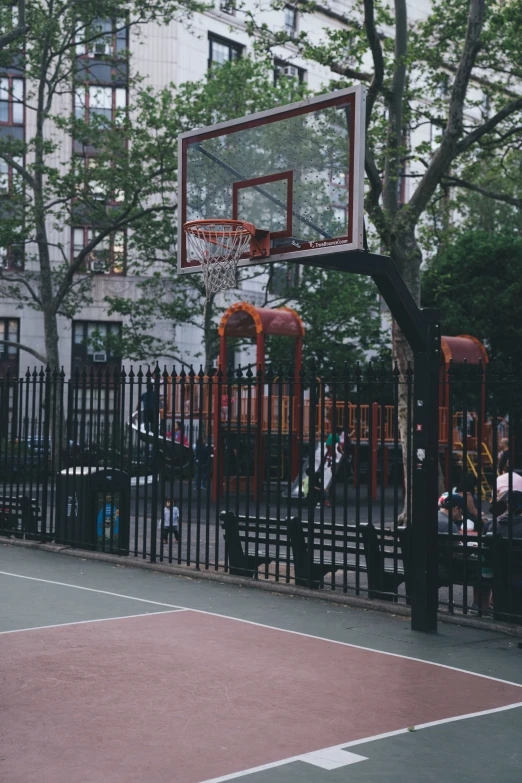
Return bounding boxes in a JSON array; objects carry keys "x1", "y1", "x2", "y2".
[
  {"x1": 159, "y1": 498, "x2": 179, "y2": 544},
  {"x1": 496, "y1": 460, "x2": 522, "y2": 497}
]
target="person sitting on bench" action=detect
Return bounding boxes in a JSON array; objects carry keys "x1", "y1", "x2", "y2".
[
  {"x1": 485, "y1": 491, "x2": 522, "y2": 540},
  {"x1": 438, "y1": 492, "x2": 464, "y2": 533},
  {"x1": 484, "y1": 491, "x2": 522, "y2": 602}
]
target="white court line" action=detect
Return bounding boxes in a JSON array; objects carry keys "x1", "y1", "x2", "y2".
[
  {"x1": 1, "y1": 569, "x2": 522, "y2": 689},
  {"x1": 0, "y1": 571, "x2": 186, "y2": 610},
  {"x1": 2, "y1": 569, "x2": 522, "y2": 783},
  {"x1": 197, "y1": 702, "x2": 522, "y2": 783},
  {"x1": 0, "y1": 609, "x2": 187, "y2": 636}
]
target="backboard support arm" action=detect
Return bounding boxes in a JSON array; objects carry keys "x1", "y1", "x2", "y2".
[{"x1": 298, "y1": 250, "x2": 429, "y2": 352}]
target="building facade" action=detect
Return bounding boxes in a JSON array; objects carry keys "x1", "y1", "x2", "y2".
[
  {"x1": 1, "y1": 1, "x2": 354, "y2": 377},
  {"x1": 2, "y1": 0, "x2": 479, "y2": 378}
]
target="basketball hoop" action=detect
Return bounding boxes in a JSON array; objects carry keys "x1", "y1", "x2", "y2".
[{"x1": 184, "y1": 219, "x2": 270, "y2": 300}]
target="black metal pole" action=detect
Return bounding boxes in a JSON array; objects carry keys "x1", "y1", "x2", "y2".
[{"x1": 410, "y1": 309, "x2": 441, "y2": 632}]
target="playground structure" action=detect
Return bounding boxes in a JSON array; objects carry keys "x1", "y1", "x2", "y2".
[{"x1": 154, "y1": 303, "x2": 505, "y2": 502}]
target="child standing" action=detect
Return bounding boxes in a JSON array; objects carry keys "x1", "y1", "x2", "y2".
[{"x1": 160, "y1": 498, "x2": 179, "y2": 544}]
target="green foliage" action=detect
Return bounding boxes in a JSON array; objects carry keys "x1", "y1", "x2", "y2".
[
  {"x1": 418, "y1": 151, "x2": 522, "y2": 256},
  {"x1": 103, "y1": 56, "x2": 386, "y2": 371},
  {"x1": 266, "y1": 267, "x2": 384, "y2": 370},
  {"x1": 102, "y1": 56, "x2": 310, "y2": 369},
  {"x1": 422, "y1": 231, "x2": 522, "y2": 363},
  {"x1": 0, "y1": 0, "x2": 205, "y2": 367}
]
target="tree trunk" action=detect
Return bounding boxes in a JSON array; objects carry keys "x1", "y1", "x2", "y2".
[
  {"x1": 203, "y1": 293, "x2": 219, "y2": 373},
  {"x1": 35, "y1": 209, "x2": 61, "y2": 369},
  {"x1": 390, "y1": 227, "x2": 421, "y2": 522}
]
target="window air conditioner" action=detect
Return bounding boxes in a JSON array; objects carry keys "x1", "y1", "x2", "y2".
[
  {"x1": 93, "y1": 352, "x2": 107, "y2": 363},
  {"x1": 91, "y1": 259, "x2": 109, "y2": 274},
  {"x1": 220, "y1": 0, "x2": 236, "y2": 13},
  {"x1": 94, "y1": 41, "x2": 109, "y2": 56}
]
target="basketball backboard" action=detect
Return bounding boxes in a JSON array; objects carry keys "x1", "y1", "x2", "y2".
[{"x1": 178, "y1": 85, "x2": 366, "y2": 274}]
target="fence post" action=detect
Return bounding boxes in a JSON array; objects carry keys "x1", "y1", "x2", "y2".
[
  {"x1": 371, "y1": 402, "x2": 378, "y2": 501},
  {"x1": 411, "y1": 309, "x2": 441, "y2": 632}
]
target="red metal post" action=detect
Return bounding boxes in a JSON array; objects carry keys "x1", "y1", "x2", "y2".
[
  {"x1": 371, "y1": 402, "x2": 378, "y2": 501},
  {"x1": 291, "y1": 334, "x2": 303, "y2": 481},
  {"x1": 211, "y1": 335, "x2": 227, "y2": 503},
  {"x1": 253, "y1": 332, "x2": 265, "y2": 501}
]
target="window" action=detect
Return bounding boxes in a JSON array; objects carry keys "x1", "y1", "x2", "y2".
[
  {"x1": 75, "y1": 85, "x2": 126, "y2": 124},
  {"x1": 274, "y1": 59, "x2": 306, "y2": 84},
  {"x1": 72, "y1": 227, "x2": 126, "y2": 275},
  {"x1": 80, "y1": 156, "x2": 124, "y2": 202},
  {"x1": 0, "y1": 318, "x2": 20, "y2": 375},
  {"x1": 0, "y1": 148, "x2": 24, "y2": 270},
  {"x1": 208, "y1": 34, "x2": 243, "y2": 68},
  {"x1": 0, "y1": 77, "x2": 23, "y2": 125},
  {"x1": 0, "y1": 244, "x2": 23, "y2": 270},
  {"x1": 220, "y1": 0, "x2": 236, "y2": 15},
  {"x1": 283, "y1": 5, "x2": 297, "y2": 36},
  {"x1": 0, "y1": 154, "x2": 23, "y2": 195},
  {"x1": 78, "y1": 18, "x2": 128, "y2": 58},
  {"x1": 72, "y1": 320, "x2": 122, "y2": 372}
]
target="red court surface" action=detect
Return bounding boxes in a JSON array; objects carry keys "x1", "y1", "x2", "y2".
[{"x1": 3, "y1": 609, "x2": 522, "y2": 783}]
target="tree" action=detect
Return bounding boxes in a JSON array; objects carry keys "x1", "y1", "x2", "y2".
[
  {"x1": 263, "y1": 267, "x2": 385, "y2": 370},
  {"x1": 0, "y1": 0, "x2": 202, "y2": 369},
  {"x1": 106, "y1": 56, "x2": 383, "y2": 372},
  {"x1": 245, "y1": 0, "x2": 522, "y2": 510},
  {"x1": 423, "y1": 229, "x2": 522, "y2": 466},
  {"x1": 103, "y1": 55, "x2": 314, "y2": 371},
  {"x1": 0, "y1": 0, "x2": 27, "y2": 51},
  {"x1": 422, "y1": 231, "x2": 522, "y2": 366}
]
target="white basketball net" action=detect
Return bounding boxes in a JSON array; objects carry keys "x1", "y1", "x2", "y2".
[{"x1": 185, "y1": 221, "x2": 251, "y2": 301}]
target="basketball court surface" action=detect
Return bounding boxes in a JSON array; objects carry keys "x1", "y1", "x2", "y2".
[{"x1": 2, "y1": 543, "x2": 522, "y2": 783}]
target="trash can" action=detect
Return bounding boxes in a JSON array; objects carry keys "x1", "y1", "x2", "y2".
[{"x1": 56, "y1": 467, "x2": 130, "y2": 555}]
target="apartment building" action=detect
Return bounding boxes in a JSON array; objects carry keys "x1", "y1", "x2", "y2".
[
  {"x1": 3, "y1": 0, "x2": 478, "y2": 379},
  {"x1": 0, "y1": 1, "x2": 357, "y2": 378}
]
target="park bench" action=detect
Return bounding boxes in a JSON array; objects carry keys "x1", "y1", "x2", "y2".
[
  {"x1": 0, "y1": 495, "x2": 41, "y2": 539},
  {"x1": 220, "y1": 512, "x2": 406, "y2": 600},
  {"x1": 485, "y1": 532, "x2": 522, "y2": 623},
  {"x1": 220, "y1": 511, "x2": 292, "y2": 578},
  {"x1": 289, "y1": 519, "x2": 406, "y2": 599},
  {"x1": 399, "y1": 528, "x2": 482, "y2": 596}
]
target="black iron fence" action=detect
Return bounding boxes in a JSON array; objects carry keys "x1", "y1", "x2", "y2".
[{"x1": 1, "y1": 361, "x2": 521, "y2": 624}]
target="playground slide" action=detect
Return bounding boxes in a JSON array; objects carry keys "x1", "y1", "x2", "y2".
[
  {"x1": 289, "y1": 442, "x2": 344, "y2": 499},
  {"x1": 130, "y1": 412, "x2": 193, "y2": 469}
]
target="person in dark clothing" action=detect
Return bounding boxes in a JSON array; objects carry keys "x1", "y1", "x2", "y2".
[
  {"x1": 454, "y1": 475, "x2": 479, "y2": 530},
  {"x1": 437, "y1": 492, "x2": 464, "y2": 533},
  {"x1": 484, "y1": 491, "x2": 522, "y2": 539},
  {"x1": 139, "y1": 383, "x2": 158, "y2": 432},
  {"x1": 306, "y1": 467, "x2": 326, "y2": 506},
  {"x1": 194, "y1": 436, "x2": 210, "y2": 490},
  {"x1": 484, "y1": 491, "x2": 522, "y2": 599}
]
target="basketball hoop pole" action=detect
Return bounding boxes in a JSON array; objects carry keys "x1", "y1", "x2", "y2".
[{"x1": 298, "y1": 248, "x2": 441, "y2": 634}]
